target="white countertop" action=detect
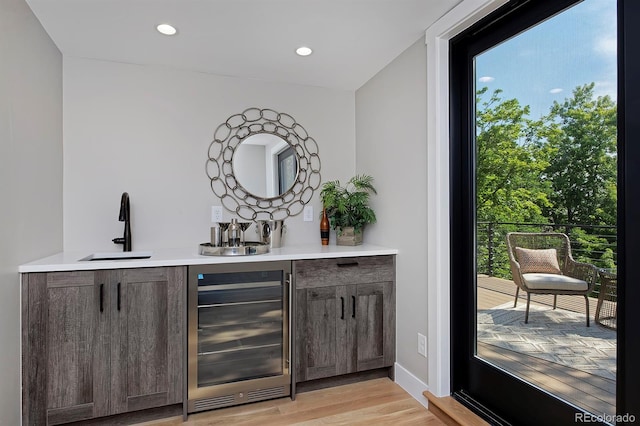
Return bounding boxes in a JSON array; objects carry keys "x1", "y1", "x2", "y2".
[{"x1": 19, "y1": 244, "x2": 398, "y2": 273}]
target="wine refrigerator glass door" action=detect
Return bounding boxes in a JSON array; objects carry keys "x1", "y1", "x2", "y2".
[{"x1": 187, "y1": 261, "x2": 291, "y2": 412}]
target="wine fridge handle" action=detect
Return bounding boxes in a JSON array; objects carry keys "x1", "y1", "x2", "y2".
[{"x1": 286, "y1": 272, "x2": 293, "y2": 370}]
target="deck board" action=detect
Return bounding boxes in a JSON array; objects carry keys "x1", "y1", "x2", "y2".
[
  {"x1": 477, "y1": 275, "x2": 616, "y2": 417},
  {"x1": 477, "y1": 343, "x2": 615, "y2": 416}
]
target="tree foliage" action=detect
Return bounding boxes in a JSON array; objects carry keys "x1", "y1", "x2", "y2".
[
  {"x1": 476, "y1": 84, "x2": 618, "y2": 274},
  {"x1": 476, "y1": 87, "x2": 552, "y2": 224},
  {"x1": 542, "y1": 83, "x2": 617, "y2": 226}
]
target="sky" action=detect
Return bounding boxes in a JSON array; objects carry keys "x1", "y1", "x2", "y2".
[{"x1": 475, "y1": 0, "x2": 617, "y2": 120}]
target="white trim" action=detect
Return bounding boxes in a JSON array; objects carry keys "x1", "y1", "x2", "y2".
[
  {"x1": 424, "y1": 0, "x2": 507, "y2": 397},
  {"x1": 394, "y1": 362, "x2": 430, "y2": 409}
]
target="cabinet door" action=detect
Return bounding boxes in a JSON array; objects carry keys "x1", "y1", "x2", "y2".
[
  {"x1": 296, "y1": 286, "x2": 353, "y2": 381},
  {"x1": 22, "y1": 271, "x2": 111, "y2": 426},
  {"x1": 110, "y1": 267, "x2": 184, "y2": 414},
  {"x1": 355, "y1": 282, "x2": 395, "y2": 371}
]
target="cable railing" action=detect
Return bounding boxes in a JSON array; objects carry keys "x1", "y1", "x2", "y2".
[{"x1": 477, "y1": 221, "x2": 617, "y2": 280}]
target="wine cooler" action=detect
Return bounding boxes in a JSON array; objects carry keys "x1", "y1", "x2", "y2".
[{"x1": 187, "y1": 261, "x2": 292, "y2": 413}]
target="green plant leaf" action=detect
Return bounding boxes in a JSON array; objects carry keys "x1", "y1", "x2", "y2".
[{"x1": 319, "y1": 174, "x2": 378, "y2": 231}]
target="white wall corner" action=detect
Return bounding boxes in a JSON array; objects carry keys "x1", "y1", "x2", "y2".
[
  {"x1": 423, "y1": 0, "x2": 507, "y2": 398},
  {"x1": 394, "y1": 362, "x2": 430, "y2": 409}
]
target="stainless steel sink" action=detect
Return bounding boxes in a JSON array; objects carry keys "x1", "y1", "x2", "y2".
[{"x1": 79, "y1": 251, "x2": 153, "y2": 261}]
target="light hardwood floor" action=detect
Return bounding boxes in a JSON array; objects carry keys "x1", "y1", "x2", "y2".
[{"x1": 136, "y1": 378, "x2": 443, "y2": 426}]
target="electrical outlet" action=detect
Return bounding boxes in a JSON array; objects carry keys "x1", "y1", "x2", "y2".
[
  {"x1": 303, "y1": 205, "x2": 314, "y2": 222},
  {"x1": 418, "y1": 333, "x2": 427, "y2": 357},
  {"x1": 211, "y1": 206, "x2": 223, "y2": 222}
]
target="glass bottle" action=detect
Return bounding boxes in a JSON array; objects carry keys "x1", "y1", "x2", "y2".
[
  {"x1": 320, "y1": 208, "x2": 330, "y2": 245},
  {"x1": 228, "y1": 218, "x2": 241, "y2": 247}
]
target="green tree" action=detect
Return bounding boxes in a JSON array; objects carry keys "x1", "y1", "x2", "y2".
[
  {"x1": 568, "y1": 227, "x2": 616, "y2": 270},
  {"x1": 475, "y1": 84, "x2": 618, "y2": 277},
  {"x1": 475, "y1": 88, "x2": 553, "y2": 277},
  {"x1": 476, "y1": 87, "x2": 552, "y2": 224},
  {"x1": 542, "y1": 83, "x2": 617, "y2": 226}
]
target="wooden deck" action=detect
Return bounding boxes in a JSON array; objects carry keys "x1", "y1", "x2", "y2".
[{"x1": 477, "y1": 275, "x2": 616, "y2": 417}]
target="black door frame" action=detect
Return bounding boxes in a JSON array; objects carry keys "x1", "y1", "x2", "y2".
[{"x1": 450, "y1": 0, "x2": 639, "y2": 424}]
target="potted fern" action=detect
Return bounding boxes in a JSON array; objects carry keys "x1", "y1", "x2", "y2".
[{"x1": 320, "y1": 174, "x2": 377, "y2": 245}]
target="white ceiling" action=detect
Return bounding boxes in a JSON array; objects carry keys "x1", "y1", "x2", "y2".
[{"x1": 25, "y1": 0, "x2": 459, "y2": 91}]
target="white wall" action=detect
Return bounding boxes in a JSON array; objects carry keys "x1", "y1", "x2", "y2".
[
  {"x1": 355, "y1": 38, "x2": 429, "y2": 382},
  {"x1": 234, "y1": 144, "x2": 267, "y2": 196},
  {"x1": 0, "y1": 0, "x2": 63, "y2": 423},
  {"x1": 63, "y1": 57, "x2": 355, "y2": 252}
]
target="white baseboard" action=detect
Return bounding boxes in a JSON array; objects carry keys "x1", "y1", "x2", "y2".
[{"x1": 394, "y1": 362, "x2": 429, "y2": 408}]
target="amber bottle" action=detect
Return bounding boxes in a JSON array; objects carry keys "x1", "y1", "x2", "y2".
[{"x1": 320, "y1": 208, "x2": 330, "y2": 245}]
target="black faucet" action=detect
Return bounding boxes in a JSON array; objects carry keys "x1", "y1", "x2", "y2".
[{"x1": 112, "y1": 192, "x2": 132, "y2": 251}]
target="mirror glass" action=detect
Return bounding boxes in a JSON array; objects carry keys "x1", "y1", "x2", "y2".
[{"x1": 233, "y1": 133, "x2": 299, "y2": 199}]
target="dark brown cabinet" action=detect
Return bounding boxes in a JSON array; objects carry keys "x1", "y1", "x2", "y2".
[
  {"x1": 294, "y1": 256, "x2": 395, "y2": 383},
  {"x1": 22, "y1": 267, "x2": 185, "y2": 425}
]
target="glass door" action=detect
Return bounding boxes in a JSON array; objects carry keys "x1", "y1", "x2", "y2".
[
  {"x1": 187, "y1": 261, "x2": 292, "y2": 411},
  {"x1": 474, "y1": 0, "x2": 618, "y2": 418},
  {"x1": 450, "y1": 0, "x2": 639, "y2": 424},
  {"x1": 196, "y1": 270, "x2": 285, "y2": 387}
]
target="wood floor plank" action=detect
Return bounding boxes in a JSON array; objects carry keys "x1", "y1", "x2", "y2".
[
  {"x1": 299, "y1": 399, "x2": 440, "y2": 426},
  {"x1": 232, "y1": 393, "x2": 409, "y2": 425},
  {"x1": 135, "y1": 378, "x2": 441, "y2": 426},
  {"x1": 423, "y1": 391, "x2": 490, "y2": 426}
]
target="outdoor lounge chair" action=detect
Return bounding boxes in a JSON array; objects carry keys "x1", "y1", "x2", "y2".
[{"x1": 506, "y1": 232, "x2": 597, "y2": 326}]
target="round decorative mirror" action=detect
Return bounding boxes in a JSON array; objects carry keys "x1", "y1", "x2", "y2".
[
  {"x1": 232, "y1": 133, "x2": 299, "y2": 199},
  {"x1": 206, "y1": 108, "x2": 321, "y2": 221}
]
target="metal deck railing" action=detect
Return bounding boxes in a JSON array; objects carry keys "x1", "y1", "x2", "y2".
[{"x1": 476, "y1": 221, "x2": 617, "y2": 287}]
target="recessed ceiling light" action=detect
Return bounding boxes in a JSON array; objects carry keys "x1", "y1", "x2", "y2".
[
  {"x1": 296, "y1": 46, "x2": 313, "y2": 56},
  {"x1": 156, "y1": 24, "x2": 177, "y2": 36}
]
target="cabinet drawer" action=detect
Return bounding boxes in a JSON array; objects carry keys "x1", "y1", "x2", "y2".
[{"x1": 294, "y1": 256, "x2": 394, "y2": 288}]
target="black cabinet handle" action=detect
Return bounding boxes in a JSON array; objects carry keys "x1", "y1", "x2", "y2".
[
  {"x1": 117, "y1": 283, "x2": 121, "y2": 311},
  {"x1": 340, "y1": 297, "x2": 344, "y2": 319},
  {"x1": 337, "y1": 262, "x2": 359, "y2": 268},
  {"x1": 352, "y1": 295, "x2": 356, "y2": 318},
  {"x1": 99, "y1": 284, "x2": 104, "y2": 313}
]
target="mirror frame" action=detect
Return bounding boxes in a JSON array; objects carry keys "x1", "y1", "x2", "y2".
[{"x1": 206, "y1": 107, "x2": 321, "y2": 221}]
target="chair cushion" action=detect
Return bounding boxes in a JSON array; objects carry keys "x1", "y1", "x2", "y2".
[
  {"x1": 515, "y1": 247, "x2": 562, "y2": 274},
  {"x1": 522, "y1": 273, "x2": 588, "y2": 291}
]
